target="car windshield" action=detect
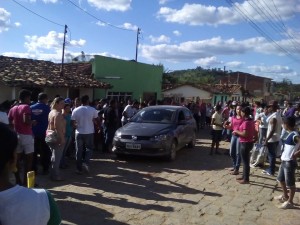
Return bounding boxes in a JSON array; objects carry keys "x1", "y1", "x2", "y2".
[{"x1": 131, "y1": 108, "x2": 176, "y2": 124}]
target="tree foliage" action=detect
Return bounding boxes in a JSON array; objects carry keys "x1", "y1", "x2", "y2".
[{"x1": 162, "y1": 67, "x2": 227, "y2": 85}]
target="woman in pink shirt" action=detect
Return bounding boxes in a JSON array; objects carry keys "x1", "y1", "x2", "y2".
[
  {"x1": 224, "y1": 105, "x2": 243, "y2": 175},
  {"x1": 232, "y1": 107, "x2": 256, "y2": 184}
]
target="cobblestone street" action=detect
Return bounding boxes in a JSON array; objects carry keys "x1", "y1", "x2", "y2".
[{"x1": 38, "y1": 130, "x2": 300, "y2": 225}]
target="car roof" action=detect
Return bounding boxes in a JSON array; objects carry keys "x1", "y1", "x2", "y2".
[{"x1": 144, "y1": 105, "x2": 187, "y2": 110}]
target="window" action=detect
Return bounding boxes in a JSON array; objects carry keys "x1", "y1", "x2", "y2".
[{"x1": 107, "y1": 92, "x2": 132, "y2": 102}]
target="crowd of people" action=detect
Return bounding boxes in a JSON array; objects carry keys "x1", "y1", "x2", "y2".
[
  {"x1": 1, "y1": 88, "x2": 300, "y2": 216},
  {"x1": 209, "y1": 99, "x2": 300, "y2": 209}
]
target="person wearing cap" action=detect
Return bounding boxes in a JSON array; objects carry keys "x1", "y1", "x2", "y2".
[
  {"x1": 262, "y1": 101, "x2": 283, "y2": 176},
  {"x1": 31, "y1": 93, "x2": 51, "y2": 175},
  {"x1": 64, "y1": 98, "x2": 72, "y2": 105}
]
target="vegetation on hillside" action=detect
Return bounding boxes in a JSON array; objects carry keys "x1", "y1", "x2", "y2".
[{"x1": 163, "y1": 67, "x2": 300, "y2": 101}]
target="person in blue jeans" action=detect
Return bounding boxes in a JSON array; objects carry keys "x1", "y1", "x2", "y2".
[
  {"x1": 262, "y1": 101, "x2": 282, "y2": 176},
  {"x1": 224, "y1": 105, "x2": 243, "y2": 175},
  {"x1": 71, "y1": 95, "x2": 99, "y2": 174}
]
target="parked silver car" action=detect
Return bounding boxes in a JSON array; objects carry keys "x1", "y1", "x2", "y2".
[{"x1": 112, "y1": 105, "x2": 197, "y2": 160}]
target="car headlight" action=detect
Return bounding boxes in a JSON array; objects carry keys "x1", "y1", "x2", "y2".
[
  {"x1": 115, "y1": 131, "x2": 122, "y2": 138},
  {"x1": 154, "y1": 134, "x2": 168, "y2": 141}
]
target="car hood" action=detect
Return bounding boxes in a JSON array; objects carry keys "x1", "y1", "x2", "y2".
[{"x1": 118, "y1": 122, "x2": 174, "y2": 136}]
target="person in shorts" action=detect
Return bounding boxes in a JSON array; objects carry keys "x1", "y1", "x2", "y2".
[
  {"x1": 274, "y1": 116, "x2": 300, "y2": 209},
  {"x1": 210, "y1": 105, "x2": 223, "y2": 155},
  {"x1": 8, "y1": 89, "x2": 35, "y2": 186}
]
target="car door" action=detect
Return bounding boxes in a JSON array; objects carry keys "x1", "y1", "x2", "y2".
[
  {"x1": 176, "y1": 109, "x2": 188, "y2": 148},
  {"x1": 183, "y1": 108, "x2": 196, "y2": 143}
]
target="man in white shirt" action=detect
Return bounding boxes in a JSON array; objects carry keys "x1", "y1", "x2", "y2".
[
  {"x1": 262, "y1": 101, "x2": 282, "y2": 176},
  {"x1": 71, "y1": 95, "x2": 99, "y2": 174},
  {"x1": 121, "y1": 100, "x2": 138, "y2": 126}
]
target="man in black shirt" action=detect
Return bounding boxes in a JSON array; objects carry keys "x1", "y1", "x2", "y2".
[{"x1": 102, "y1": 99, "x2": 117, "y2": 153}]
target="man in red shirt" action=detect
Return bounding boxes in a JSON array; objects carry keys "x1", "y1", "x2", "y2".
[{"x1": 8, "y1": 89, "x2": 35, "y2": 186}]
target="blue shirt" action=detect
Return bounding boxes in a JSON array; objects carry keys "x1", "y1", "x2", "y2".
[{"x1": 31, "y1": 102, "x2": 50, "y2": 137}]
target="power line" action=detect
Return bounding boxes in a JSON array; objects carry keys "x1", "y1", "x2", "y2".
[
  {"x1": 66, "y1": 0, "x2": 136, "y2": 32},
  {"x1": 11, "y1": 0, "x2": 64, "y2": 27},
  {"x1": 250, "y1": 0, "x2": 300, "y2": 53},
  {"x1": 225, "y1": 0, "x2": 300, "y2": 63}
]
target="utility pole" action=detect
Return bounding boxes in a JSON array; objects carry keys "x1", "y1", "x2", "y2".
[
  {"x1": 61, "y1": 24, "x2": 68, "y2": 76},
  {"x1": 135, "y1": 27, "x2": 141, "y2": 62}
]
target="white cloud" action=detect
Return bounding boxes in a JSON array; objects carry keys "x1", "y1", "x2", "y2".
[
  {"x1": 194, "y1": 56, "x2": 222, "y2": 67},
  {"x1": 0, "y1": 8, "x2": 11, "y2": 33},
  {"x1": 157, "y1": 1, "x2": 300, "y2": 26},
  {"x1": 140, "y1": 36, "x2": 300, "y2": 63},
  {"x1": 247, "y1": 64, "x2": 299, "y2": 82},
  {"x1": 149, "y1": 35, "x2": 170, "y2": 43},
  {"x1": 96, "y1": 21, "x2": 106, "y2": 26},
  {"x1": 2, "y1": 50, "x2": 128, "y2": 64},
  {"x1": 159, "y1": 0, "x2": 171, "y2": 5},
  {"x1": 173, "y1": 30, "x2": 181, "y2": 36},
  {"x1": 226, "y1": 61, "x2": 244, "y2": 68},
  {"x1": 87, "y1": 0, "x2": 132, "y2": 12},
  {"x1": 24, "y1": 31, "x2": 86, "y2": 52},
  {"x1": 121, "y1": 22, "x2": 138, "y2": 30},
  {"x1": 15, "y1": 22, "x2": 21, "y2": 27}
]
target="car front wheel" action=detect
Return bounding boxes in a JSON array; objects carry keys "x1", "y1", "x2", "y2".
[
  {"x1": 188, "y1": 131, "x2": 196, "y2": 148},
  {"x1": 167, "y1": 140, "x2": 177, "y2": 161}
]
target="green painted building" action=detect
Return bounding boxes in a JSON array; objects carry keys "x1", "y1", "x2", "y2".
[{"x1": 92, "y1": 55, "x2": 163, "y2": 102}]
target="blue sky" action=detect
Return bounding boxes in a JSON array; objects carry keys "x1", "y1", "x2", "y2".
[{"x1": 1, "y1": 0, "x2": 300, "y2": 83}]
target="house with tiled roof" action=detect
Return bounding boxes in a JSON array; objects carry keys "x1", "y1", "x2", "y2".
[
  {"x1": 162, "y1": 83, "x2": 242, "y2": 105},
  {"x1": 0, "y1": 56, "x2": 111, "y2": 102},
  {"x1": 218, "y1": 72, "x2": 273, "y2": 101}
]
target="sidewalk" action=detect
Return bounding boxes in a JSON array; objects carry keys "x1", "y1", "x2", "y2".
[{"x1": 38, "y1": 129, "x2": 300, "y2": 225}]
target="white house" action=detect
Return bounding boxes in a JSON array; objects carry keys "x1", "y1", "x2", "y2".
[{"x1": 163, "y1": 84, "x2": 212, "y2": 103}]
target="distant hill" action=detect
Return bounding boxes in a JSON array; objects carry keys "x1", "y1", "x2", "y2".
[
  {"x1": 163, "y1": 67, "x2": 300, "y2": 101},
  {"x1": 163, "y1": 67, "x2": 227, "y2": 86}
]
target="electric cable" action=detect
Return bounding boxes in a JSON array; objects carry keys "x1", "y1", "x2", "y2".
[
  {"x1": 225, "y1": 0, "x2": 300, "y2": 63},
  {"x1": 66, "y1": 0, "x2": 136, "y2": 32},
  {"x1": 11, "y1": 0, "x2": 64, "y2": 27}
]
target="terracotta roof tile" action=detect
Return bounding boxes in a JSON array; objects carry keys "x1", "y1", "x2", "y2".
[{"x1": 0, "y1": 56, "x2": 112, "y2": 89}]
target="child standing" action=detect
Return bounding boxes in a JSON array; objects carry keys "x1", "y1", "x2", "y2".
[{"x1": 274, "y1": 116, "x2": 300, "y2": 209}]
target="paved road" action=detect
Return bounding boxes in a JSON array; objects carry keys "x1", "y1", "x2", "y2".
[{"x1": 38, "y1": 130, "x2": 300, "y2": 225}]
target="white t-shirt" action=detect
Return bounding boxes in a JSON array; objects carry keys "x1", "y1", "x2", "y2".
[
  {"x1": 257, "y1": 112, "x2": 268, "y2": 129},
  {"x1": 0, "y1": 111, "x2": 9, "y2": 124},
  {"x1": 266, "y1": 111, "x2": 282, "y2": 143},
  {"x1": 212, "y1": 112, "x2": 223, "y2": 130},
  {"x1": 121, "y1": 105, "x2": 137, "y2": 122},
  {"x1": 281, "y1": 131, "x2": 300, "y2": 161},
  {"x1": 71, "y1": 105, "x2": 98, "y2": 134},
  {"x1": 0, "y1": 185, "x2": 50, "y2": 225}
]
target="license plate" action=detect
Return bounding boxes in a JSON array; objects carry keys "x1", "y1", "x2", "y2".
[{"x1": 126, "y1": 143, "x2": 141, "y2": 149}]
